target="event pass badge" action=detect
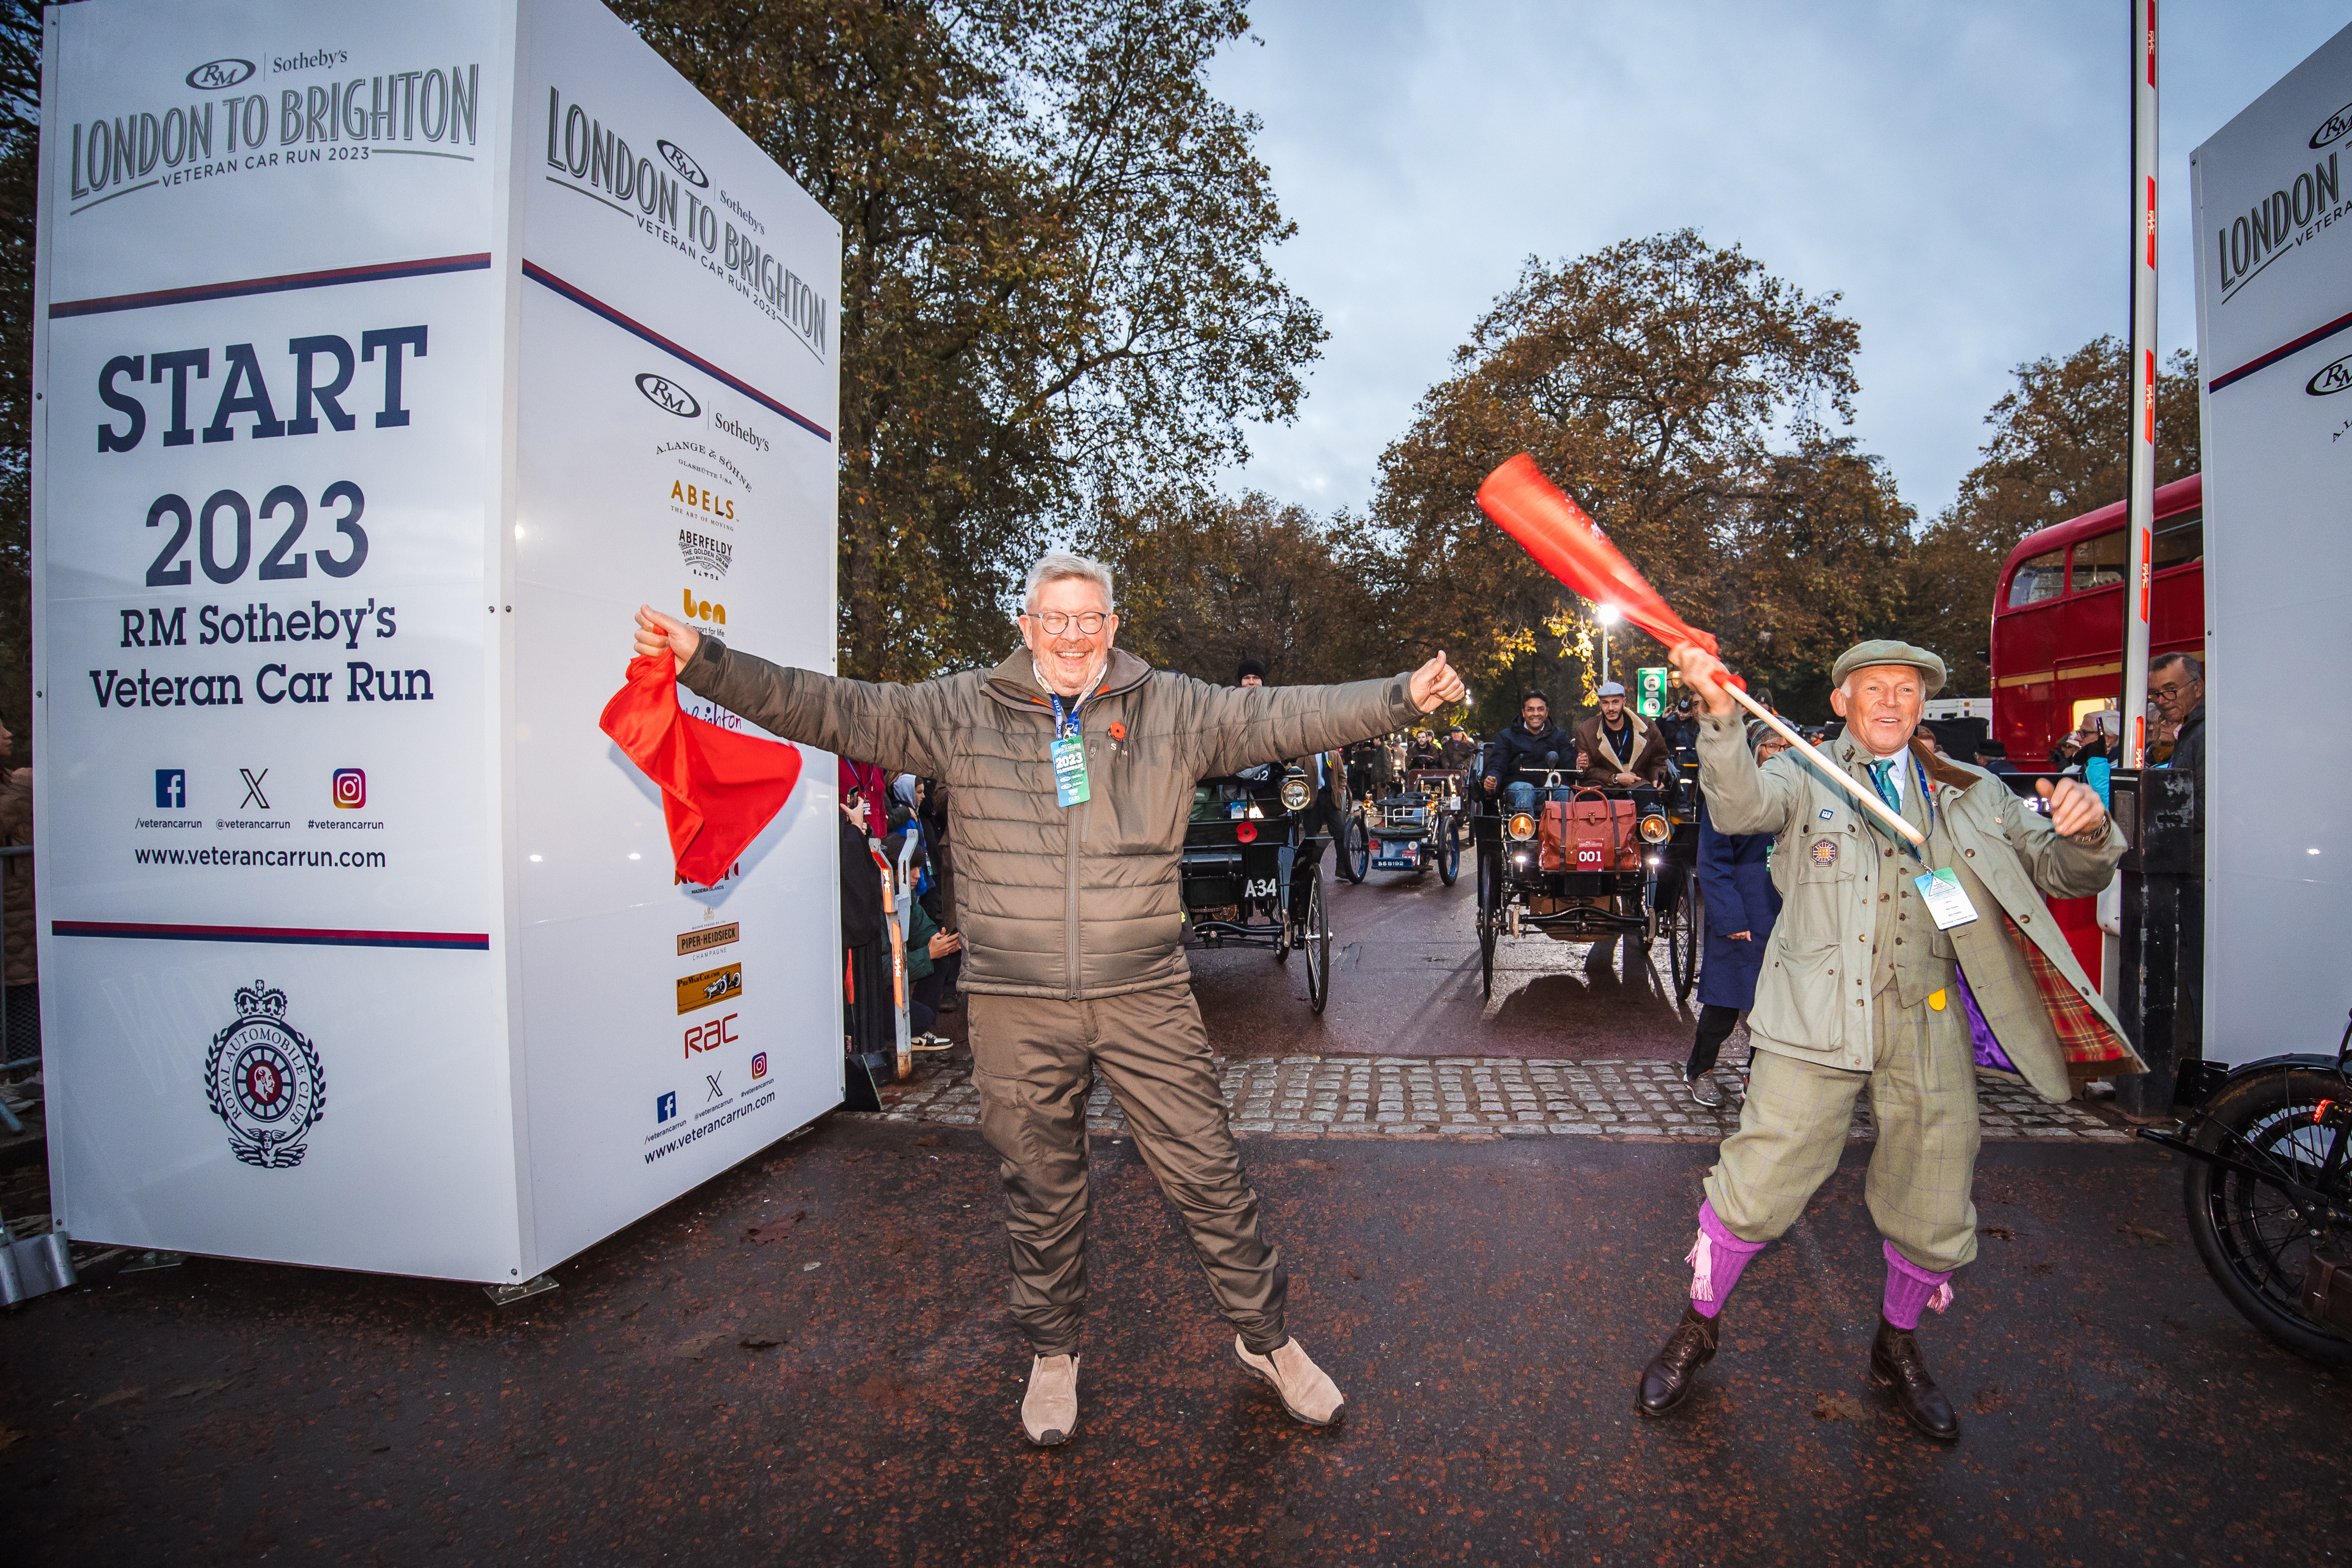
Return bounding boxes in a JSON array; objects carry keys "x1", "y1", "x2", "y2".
[
  {"x1": 1052, "y1": 734, "x2": 1090, "y2": 807},
  {"x1": 1914, "y1": 868, "x2": 1978, "y2": 930}
]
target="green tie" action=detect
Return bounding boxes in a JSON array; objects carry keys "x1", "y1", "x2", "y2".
[{"x1": 1867, "y1": 759, "x2": 1901, "y2": 815}]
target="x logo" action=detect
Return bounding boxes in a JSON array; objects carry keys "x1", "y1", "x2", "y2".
[
  {"x1": 239, "y1": 768, "x2": 270, "y2": 810},
  {"x1": 705, "y1": 1072, "x2": 723, "y2": 1102}
]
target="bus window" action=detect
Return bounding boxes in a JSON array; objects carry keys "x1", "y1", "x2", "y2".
[
  {"x1": 2071, "y1": 530, "x2": 2126, "y2": 592},
  {"x1": 2154, "y1": 511, "x2": 2202, "y2": 567},
  {"x1": 2007, "y1": 548, "x2": 2065, "y2": 606}
]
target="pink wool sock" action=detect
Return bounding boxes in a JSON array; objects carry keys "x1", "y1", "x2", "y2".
[
  {"x1": 1686, "y1": 1200, "x2": 1769, "y2": 1319},
  {"x1": 1881, "y1": 1240, "x2": 1955, "y2": 1330}
]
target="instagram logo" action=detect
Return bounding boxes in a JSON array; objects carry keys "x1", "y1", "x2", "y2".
[
  {"x1": 331, "y1": 769, "x2": 366, "y2": 809},
  {"x1": 750, "y1": 1052, "x2": 768, "y2": 1081}
]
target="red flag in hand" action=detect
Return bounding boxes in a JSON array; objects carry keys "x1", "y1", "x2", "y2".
[
  {"x1": 1476, "y1": 454, "x2": 1722, "y2": 661},
  {"x1": 599, "y1": 654, "x2": 803, "y2": 886}
]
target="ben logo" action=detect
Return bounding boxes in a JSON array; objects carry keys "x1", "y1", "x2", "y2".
[
  {"x1": 636, "y1": 373, "x2": 700, "y2": 419},
  {"x1": 203, "y1": 981, "x2": 325, "y2": 1169},
  {"x1": 2312, "y1": 99, "x2": 2352, "y2": 150},
  {"x1": 185, "y1": 58, "x2": 256, "y2": 90},
  {"x1": 656, "y1": 139, "x2": 710, "y2": 188},
  {"x1": 2307, "y1": 352, "x2": 2352, "y2": 397}
]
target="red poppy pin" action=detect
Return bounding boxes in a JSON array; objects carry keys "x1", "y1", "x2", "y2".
[{"x1": 1108, "y1": 721, "x2": 1127, "y2": 741}]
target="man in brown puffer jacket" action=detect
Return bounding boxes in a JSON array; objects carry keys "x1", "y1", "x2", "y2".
[{"x1": 634, "y1": 550, "x2": 1464, "y2": 1446}]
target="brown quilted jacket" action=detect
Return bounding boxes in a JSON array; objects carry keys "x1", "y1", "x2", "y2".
[{"x1": 678, "y1": 641, "x2": 1422, "y2": 999}]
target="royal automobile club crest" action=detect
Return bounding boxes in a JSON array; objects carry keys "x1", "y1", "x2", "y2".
[{"x1": 203, "y1": 981, "x2": 326, "y2": 1169}]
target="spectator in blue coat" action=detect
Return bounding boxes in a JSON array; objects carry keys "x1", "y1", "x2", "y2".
[{"x1": 1684, "y1": 728, "x2": 1790, "y2": 1107}]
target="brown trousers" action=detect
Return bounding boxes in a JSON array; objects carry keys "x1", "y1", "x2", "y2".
[{"x1": 968, "y1": 984, "x2": 1287, "y2": 1356}]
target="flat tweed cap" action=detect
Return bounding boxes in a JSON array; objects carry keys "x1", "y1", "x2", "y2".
[{"x1": 1831, "y1": 639, "x2": 1947, "y2": 696}]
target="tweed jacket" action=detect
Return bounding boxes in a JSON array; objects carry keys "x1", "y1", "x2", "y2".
[
  {"x1": 679, "y1": 640, "x2": 1421, "y2": 1001},
  {"x1": 1573, "y1": 711, "x2": 1673, "y2": 790},
  {"x1": 1696, "y1": 714, "x2": 2144, "y2": 1103}
]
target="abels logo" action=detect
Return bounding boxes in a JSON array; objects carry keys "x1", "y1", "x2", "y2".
[
  {"x1": 636, "y1": 373, "x2": 700, "y2": 419},
  {"x1": 185, "y1": 58, "x2": 255, "y2": 90},
  {"x1": 657, "y1": 139, "x2": 709, "y2": 188}
]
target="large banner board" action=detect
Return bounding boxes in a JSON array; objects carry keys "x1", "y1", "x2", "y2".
[
  {"x1": 2190, "y1": 23, "x2": 2352, "y2": 1064},
  {"x1": 31, "y1": 0, "x2": 841, "y2": 1282}
]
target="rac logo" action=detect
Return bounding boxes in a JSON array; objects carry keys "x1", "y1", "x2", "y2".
[
  {"x1": 186, "y1": 58, "x2": 255, "y2": 90},
  {"x1": 2308, "y1": 352, "x2": 2352, "y2": 397},
  {"x1": 2313, "y1": 100, "x2": 2352, "y2": 150},
  {"x1": 636, "y1": 373, "x2": 700, "y2": 419},
  {"x1": 656, "y1": 139, "x2": 710, "y2": 188}
]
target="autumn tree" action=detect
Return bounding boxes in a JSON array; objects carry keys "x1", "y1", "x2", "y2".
[
  {"x1": 1106, "y1": 491, "x2": 1396, "y2": 689},
  {"x1": 619, "y1": 0, "x2": 1323, "y2": 679},
  {"x1": 0, "y1": 1, "x2": 36, "y2": 760},
  {"x1": 1905, "y1": 336, "x2": 2200, "y2": 695},
  {"x1": 1361, "y1": 230, "x2": 1899, "y2": 729}
]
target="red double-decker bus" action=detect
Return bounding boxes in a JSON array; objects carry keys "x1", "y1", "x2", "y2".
[{"x1": 1989, "y1": 472, "x2": 2204, "y2": 768}]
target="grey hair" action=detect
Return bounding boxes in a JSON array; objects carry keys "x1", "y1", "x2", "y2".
[
  {"x1": 1022, "y1": 550, "x2": 1116, "y2": 615},
  {"x1": 2151, "y1": 651, "x2": 2204, "y2": 682}
]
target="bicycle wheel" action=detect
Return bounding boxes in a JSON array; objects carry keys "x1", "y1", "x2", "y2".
[
  {"x1": 1669, "y1": 868, "x2": 1701, "y2": 1004},
  {"x1": 1341, "y1": 815, "x2": 1370, "y2": 883},
  {"x1": 1476, "y1": 845, "x2": 1500, "y2": 1000},
  {"x1": 1437, "y1": 815, "x2": 1461, "y2": 886},
  {"x1": 1302, "y1": 866, "x2": 1331, "y2": 1014},
  {"x1": 2183, "y1": 1065, "x2": 2352, "y2": 1366}
]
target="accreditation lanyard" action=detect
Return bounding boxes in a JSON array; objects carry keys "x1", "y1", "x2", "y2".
[
  {"x1": 1049, "y1": 690, "x2": 1091, "y2": 808},
  {"x1": 1861, "y1": 753, "x2": 1977, "y2": 929}
]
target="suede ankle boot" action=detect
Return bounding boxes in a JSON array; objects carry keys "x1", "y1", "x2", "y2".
[
  {"x1": 1020, "y1": 1353, "x2": 1079, "y2": 1446},
  {"x1": 1233, "y1": 1336, "x2": 1346, "y2": 1426}
]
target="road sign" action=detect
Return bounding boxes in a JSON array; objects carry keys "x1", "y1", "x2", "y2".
[{"x1": 1635, "y1": 667, "x2": 1669, "y2": 718}]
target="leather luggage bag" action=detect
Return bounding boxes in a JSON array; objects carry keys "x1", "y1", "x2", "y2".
[{"x1": 1538, "y1": 789, "x2": 1637, "y2": 872}]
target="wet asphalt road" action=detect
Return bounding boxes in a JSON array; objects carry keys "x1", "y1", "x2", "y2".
[
  {"x1": 1189, "y1": 857, "x2": 1696, "y2": 1061},
  {"x1": 4, "y1": 1119, "x2": 2347, "y2": 1566}
]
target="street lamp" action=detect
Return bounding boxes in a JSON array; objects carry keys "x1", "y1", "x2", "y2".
[{"x1": 1596, "y1": 603, "x2": 1622, "y2": 687}]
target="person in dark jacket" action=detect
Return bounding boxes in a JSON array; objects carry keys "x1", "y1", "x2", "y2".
[
  {"x1": 1684, "y1": 729, "x2": 1790, "y2": 1107},
  {"x1": 1482, "y1": 690, "x2": 1576, "y2": 813},
  {"x1": 2150, "y1": 652, "x2": 2205, "y2": 1003}
]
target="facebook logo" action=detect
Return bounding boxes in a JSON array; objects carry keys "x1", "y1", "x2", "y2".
[
  {"x1": 655, "y1": 1091, "x2": 678, "y2": 1124},
  {"x1": 154, "y1": 769, "x2": 187, "y2": 809}
]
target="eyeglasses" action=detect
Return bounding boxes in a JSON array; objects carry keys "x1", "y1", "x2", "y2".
[
  {"x1": 2149, "y1": 682, "x2": 2197, "y2": 698},
  {"x1": 1025, "y1": 611, "x2": 1108, "y2": 636}
]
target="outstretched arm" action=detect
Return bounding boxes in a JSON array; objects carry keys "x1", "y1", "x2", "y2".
[
  {"x1": 1193, "y1": 651, "x2": 1465, "y2": 779},
  {"x1": 633, "y1": 604, "x2": 950, "y2": 779}
]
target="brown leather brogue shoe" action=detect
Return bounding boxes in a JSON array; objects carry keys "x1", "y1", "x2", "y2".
[
  {"x1": 1634, "y1": 1306, "x2": 1720, "y2": 1416},
  {"x1": 1869, "y1": 1318, "x2": 1959, "y2": 1441}
]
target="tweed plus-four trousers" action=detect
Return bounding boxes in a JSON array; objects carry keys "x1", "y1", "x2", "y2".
[
  {"x1": 1704, "y1": 986, "x2": 1983, "y2": 1275},
  {"x1": 968, "y1": 984, "x2": 1287, "y2": 1356}
]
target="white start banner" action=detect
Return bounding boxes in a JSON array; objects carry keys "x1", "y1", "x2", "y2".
[
  {"x1": 2190, "y1": 22, "x2": 2352, "y2": 1065},
  {"x1": 31, "y1": 0, "x2": 842, "y2": 1282}
]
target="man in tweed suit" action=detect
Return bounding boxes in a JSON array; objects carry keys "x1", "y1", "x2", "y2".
[{"x1": 1637, "y1": 640, "x2": 2143, "y2": 1440}]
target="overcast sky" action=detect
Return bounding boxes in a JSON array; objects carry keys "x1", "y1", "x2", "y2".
[{"x1": 1208, "y1": 0, "x2": 2348, "y2": 524}]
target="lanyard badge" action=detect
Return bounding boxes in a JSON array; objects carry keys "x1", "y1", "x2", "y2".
[{"x1": 1049, "y1": 691, "x2": 1091, "y2": 808}]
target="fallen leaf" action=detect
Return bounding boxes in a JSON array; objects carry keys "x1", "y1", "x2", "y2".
[
  {"x1": 0, "y1": 1425, "x2": 23, "y2": 1452},
  {"x1": 2119, "y1": 1223, "x2": 2172, "y2": 1247},
  {"x1": 1982, "y1": 1225, "x2": 2016, "y2": 1241},
  {"x1": 913, "y1": 1134, "x2": 945, "y2": 1148},
  {"x1": 1812, "y1": 1390, "x2": 1865, "y2": 1422},
  {"x1": 88, "y1": 1387, "x2": 145, "y2": 1411},
  {"x1": 1972, "y1": 1385, "x2": 2005, "y2": 1413},
  {"x1": 673, "y1": 1331, "x2": 728, "y2": 1361},
  {"x1": 743, "y1": 1210, "x2": 807, "y2": 1244},
  {"x1": 738, "y1": 1322, "x2": 787, "y2": 1351},
  {"x1": 167, "y1": 1377, "x2": 234, "y2": 1400},
  {"x1": 2027, "y1": 1262, "x2": 2055, "y2": 1276}
]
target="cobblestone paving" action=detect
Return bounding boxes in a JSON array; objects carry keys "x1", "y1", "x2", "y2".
[{"x1": 854, "y1": 1055, "x2": 2131, "y2": 1142}]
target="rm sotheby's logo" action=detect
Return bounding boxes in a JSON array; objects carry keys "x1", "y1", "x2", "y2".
[
  {"x1": 657, "y1": 138, "x2": 709, "y2": 188},
  {"x1": 2308, "y1": 352, "x2": 2352, "y2": 397},
  {"x1": 204, "y1": 981, "x2": 326, "y2": 1169},
  {"x1": 2313, "y1": 99, "x2": 2352, "y2": 151},
  {"x1": 185, "y1": 58, "x2": 256, "y2": 90},
  {"x1": 636, "y1": 373, "x2": 700, "y2": 419}
]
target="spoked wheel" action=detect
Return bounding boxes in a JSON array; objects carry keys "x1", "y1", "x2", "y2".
[
  {"x1": 1300, "y1": 866, "x2": 1332, "y2": 1014},
  {"x1": 1476, "y1": 844, "x2": 1501, "y2": 1000},
  {"x1": 1437, "y1": 815, "x2": 1461, "y2": 886},
  {"x1": 1272, "y1": 879, "x2": 1292, "y2": 964},
  {"x1": 2184, "y1": 1065, "x2": 2352, "y2": 1365},
  {"x1": 1668, "y1": 867, "x2": 1701, "y2": 1004},
  {"x1": 1341, "y1": 815, "x2": 1370, "y2": 883}
]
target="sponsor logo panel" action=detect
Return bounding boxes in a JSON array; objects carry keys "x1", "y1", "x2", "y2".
[
  {"x1": 677, "y1": 922, "x2": 740, "y2": 957},
  {"x1": 203, "y1": 980, "x2": 325, "y2": 1169},
  {"x1": 676, "y1": 962, "x2": 742, "y2": 1015}
]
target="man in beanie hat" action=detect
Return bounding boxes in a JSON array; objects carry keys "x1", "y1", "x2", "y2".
[
  {"x1": 1638, "y1": 639, "x2": 2142, "y2": 1441},
  {"x1": 1236, "y1": 658, "x2": 1267, "y2": 687}
]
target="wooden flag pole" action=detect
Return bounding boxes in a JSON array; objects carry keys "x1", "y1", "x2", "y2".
[{"x1": 1718, "y1": 682, "x2": 1928, "y2": 848}]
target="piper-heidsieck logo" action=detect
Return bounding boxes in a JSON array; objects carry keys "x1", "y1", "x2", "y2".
[
  {"x1": 204, "y1": 981, "x2": 326, "y2": 1169},
  {"x1": 636, "y1": 373, "x2": 700, "y2": 419}
]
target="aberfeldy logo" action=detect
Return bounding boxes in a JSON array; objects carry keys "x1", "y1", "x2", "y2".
[
  {"x1": 70, "y1": 64, "x2": 481, "y2": 210},
  {"x1": 2215, "y1": 149, "x2": 2342, "y2": 301}
]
